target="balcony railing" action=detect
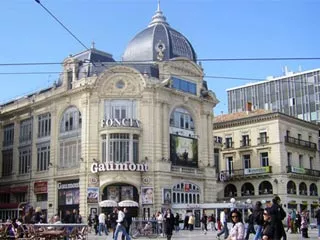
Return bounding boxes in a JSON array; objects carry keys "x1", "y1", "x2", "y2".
[
  {"x1": 240, "y1": 139, "x2": 251, "y2": 147},
  {"x1": 218, "y1": 166, "x2": 272, "y2": 181},
  {"x1": 224, "y1": 141, "x2": 234, "y2": 149},
  {"x1": 286, "y1": 166, "x2": 320, "y2": 177},
  {"x1": 171, "y1": 166, "x2": 204, "y2": 175},
  {"x1": 257, "y1": 137, "x2": 269, "y2": 145},
  {"x1": 284, "y1": 136, "x2": 317, "y2": 151}
]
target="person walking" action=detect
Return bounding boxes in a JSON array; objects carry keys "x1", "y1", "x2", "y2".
[
  {"x1": 201, "y1": 212, "x2": 208, "y2": 234},
  {"x1": 156, "y1": 211, "x2": 164, "y2": 236},
  {"x1": 98, "y1": 212, "x2": 108, "y2": 236},
  {"x1": 245, "y1": 209, "x2": 256, "y2": 240},
  {"x1": 174, "y1": 213, "x2": 180, "y2": 232},
  {"x1": 262, "y1": 208, "x2": 275, "y2": 240},
  {"x1": 114, "y1": 208, "x2": 131, "y2": 240},
  {"x1": 300, "y1": 211, "x2": 309, "y2": 238},
  {"x1": 164, "y1": 209, "x2": 175, "y2": 240},
  {"x1": 269, "y1": 195, "x2": 286, "y2": 240},
  {"x1": 315, "y1": 207, "x2": 320, "y2": 239},
  {"x1": 228, "y1": 209, "x2": 245, "y2": 240},
  {"x1": 183, "y1": 215, "x2": 189, "y2": 230},
  {"x1": 188, "y1": 214, "x2": 195, "y2": 231},
  {"x1": 253, "y1": 201, "x2": 264, "y2": 240},
  {"x1": 121, "y1": 208, "x2": 132, "y2": 240},
  {"x1": 217, "y1": 208, "x2": 229, "y2": 239}
]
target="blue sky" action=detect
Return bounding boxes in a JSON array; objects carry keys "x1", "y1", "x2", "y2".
[{"x1": 1, "y1": 0, "x2": 320, "y2": 115}]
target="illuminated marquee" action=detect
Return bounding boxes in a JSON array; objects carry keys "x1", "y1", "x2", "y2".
[
  {"x1": 91, "y1": 162, "x2": 148, "y2": 173},
  {"x1": 101, "y1": 118, "x2": 140, "y2": 128}
]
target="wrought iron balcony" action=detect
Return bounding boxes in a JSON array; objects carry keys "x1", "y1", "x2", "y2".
[
  {"x1": 286, "y1": 166, "x2": 320, "y2": 177},
  {"x1": 223, "y1": 141, "x2": 234, "y2": 149},
  {"x1": 240, "y1": 139, "x2": 251, "y2": 147},
  {"x1": 218, "y1": 166, "x2": 272, "y2": 181},
  {"x1": 257, "y1": 136, "x2": 269, "y2": 145},
  {"x1": 284, "y1": 136, "x2": 317, "y2": 151}
]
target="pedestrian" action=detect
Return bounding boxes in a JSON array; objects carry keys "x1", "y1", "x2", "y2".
[
  {"x1": 290, "y1": 209, "x2": 297, "y2": 233},
  {"x1": 121, "y1": 208, "x2": 132, "y2": 240},
  {"x1": 253, "y1": 201, "x2": 264, "y2": 240},
  {"x1": 286, "y1": 214, "x2": 291, "y2": 232},
  {"x1": 183, "y1": 214, "x2": 189, "y2": 230},
  {"x1": 201, "y1": 212, "x2": 208, "y2": 234},
  {"x1": 269, "y1": 195, "x2": 286, "y2": 240},
  {"x1": 113, "y1": 208, "x2": 131, "y2": 240},
  {"x1": 315, "y1": 207, "x2": 320, "y2": 239},
  {"x1": 262, "y1": 208, "x2": 275, "y2": 240},
  {"x1": 164, "y1": 209, "x2": 175, "y2": 240},
  {"x1": 300, "y1": 211, "x2": 309, "y2": 238},
  {"x1": 93, "y1": 213, "x2": 99, "y2": 235},
  {"x1": 228, "y1": 209, "x2": 245, "y2": 240},
  {"x1": 98, "y1": 211, "x2": 108, "y2": 236},
  {"x1": 174, "y1": 213, "x2": 180, "y2": 232},
  {"x1": 110, "y1": 208, "x2": 118, "y2": 238},
  {"x1": 156, "y1": 211, "x2": 164, "y2": 236},
  {"x1": 245, "y1": 209, "x2": 256, "y2": 240},
  {"x1": 188, "y1": 214, "x2": 195, "y2": 231},
  {"x1": 87, "y1": 214, "x2": 92, "y2": 233},
  {"x1": 295, "y1": 211, "x2": 301, "y2": 234},
  {"x1": 217, "y1": 208, "x2": 229, "y2": 239}
]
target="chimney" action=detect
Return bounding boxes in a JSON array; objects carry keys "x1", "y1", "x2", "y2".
[{"x1": 246, "y1": 102, "x2": 252, "y2": 112}]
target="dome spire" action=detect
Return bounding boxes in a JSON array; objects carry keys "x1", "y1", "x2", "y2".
[{"x1": 148, "y1": 0, "x2": 169, "y2": 27}]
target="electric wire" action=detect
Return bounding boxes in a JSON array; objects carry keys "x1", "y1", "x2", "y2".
[{"x1": 34, "y1": 0, "x2": 89, "y2": 50}]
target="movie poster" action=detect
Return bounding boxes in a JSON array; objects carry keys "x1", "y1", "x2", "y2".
[
  {"x1": 121, "y1": 186, "x2": 133, "y2": 200},
  {"x1": 107, "y1": 186, "x2": 120, "y2": 202},
  {"x1": 87, "y1": 187, "x2": 99, "y2": 203},
  {"x1": 142, "y1": 187, "x2": 153, "y2": 204},
  {"x1": 162, "y1": 188, "x2": 172, "y2": 204}
]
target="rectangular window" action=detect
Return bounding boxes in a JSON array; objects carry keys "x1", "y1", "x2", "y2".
[
  {"x1": 225, "y1": 137, "x2": 233, "y2": 148},
  {"x1": 67, "y1": 70, "x2": 72, "y2": 90},
  {"x1": 15, "y1": 193, "x2": 26, "y2": 203},
  {"x1": 3, "y1": 124, "x2": 14, "y2": 147},
  {"x1": 226, "y1": 156, "x2": 233, "y2": 175},
  {"x1": 260, "y1": 152, "x2": 269, "y2": 167},
  {"x1": 19, "y1": 147, "x2": 31, "y2": 174},
  {"x1": 243, "y1": 154, "x2": 251, "y2": 169},
  {"x1": 38, "y1": 113, "x2": 51, "y2": 138},
  {"x1": 259, "y1": 132, "x2": 268, "y2": 144},
  {"x1": 37, "y1": 143, "x2": 50, "y2": 171},
  {"x1": 109, "y1": 133, "x2": 130, "y2": 163},
  {"x1": 310, "y1": 157, "x2": 313, "y2": 170},
  {"x1": 104, "y1": 100, "x2": 137, "y2": 120},
  {"x1": 2, "y1": 150, "x2": 13, "y2": 176},
  {"x1": 287, "y1": 152, "x2": 292, "y2": 166},
  {"x1": 59, "y1": 140, "x2": 81, "y2": 168},
  {"x1": 241, "y1": 135, "x2": 250, "y2": 147},
  {"x1": 36, "y1": 193, "x2": 48, "y2": 202},
  {"x1": 172, "y1": 77, "x2": 197, "y2": 95},
  {"x1": 299, "y1": 154, "x2": 303, "y2": 168},
  {"x1": 20, "y1": 118, "x2": 33, "y2": 143}
]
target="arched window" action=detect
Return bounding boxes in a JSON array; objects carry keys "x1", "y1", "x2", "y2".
[
  {"x1": 241, "y1": 182, "x2": 254, "y2": 196},
  {"x1": 172, "y1": 182, "x2": 200, "y2": 204},
  {"x1": 287, "y1": 181, "x2": 297, "y2": 194},
  {"x1": 310, "y1": 183, "x2": 318, "y2": 196},
  {"x1": 60, "y1": 106, "x2": 82, "y2": 133},
  {"x1": 224, "y1": 184, "x2": 237, "y2": 198},
  {"x1": 258, "y1": 181, "x2": 273, "y2": 195},
  {"x1": 59, "y1": 106, "x2": 82, "y2": 168},
  {"x1": 170, "y1": 108, "x2": 194, "y2": 131},
  {"x1": 299, "y1": 182, "x2": 307, "y2": 195}
]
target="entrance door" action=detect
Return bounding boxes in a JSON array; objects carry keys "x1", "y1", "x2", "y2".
[{"x1": 194, "y1": 209, "x2": 201, "y2": 228}]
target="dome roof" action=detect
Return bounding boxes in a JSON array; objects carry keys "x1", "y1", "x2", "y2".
[{"x1": 122, "y1": 4, "x2": 197, "y2": 62}]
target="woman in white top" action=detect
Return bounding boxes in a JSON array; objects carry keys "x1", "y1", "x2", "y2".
[{"x1": 228, "y1": 209, "x2": 245, "y2": 240}]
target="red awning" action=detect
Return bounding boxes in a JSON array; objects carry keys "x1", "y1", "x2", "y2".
[
  {"x1": 0, "y1": 187, "x2": 11, "y2": 193},
  {"x1": 11, "y1": 186, "x2": 28, "y2": 193},
  {"x1": 0, "y1": 203, "x2": 19, "y2": 208}
]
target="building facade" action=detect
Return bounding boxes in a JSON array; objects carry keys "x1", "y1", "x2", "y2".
[
  {"x1": 227, "y1": 68, "x2": 320, "y2": 123},
  {"x1": 213, "y1": 110, "x2": 320, "y2": 218},
  {"x1": 0, "y1": 5, "x2": 218, "y2": 222}
]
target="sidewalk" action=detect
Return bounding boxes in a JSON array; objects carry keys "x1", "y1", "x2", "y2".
[{"x1": 87, "y1": 228, "x2": 318, "y2": 239}]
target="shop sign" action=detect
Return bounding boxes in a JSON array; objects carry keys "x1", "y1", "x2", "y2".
[
  {"x1": 91, "y1": 162, "x2": 148, "y2": 173},
  {"x1": 57, "y1": 182, "x2": 79, "y2": 190},
  {"x1": 101, "y1": 118, "x2": 140, "y2": 128},
  {"x1": 244, "y1": 166, "x2": 271, "y2": 175},
  {"x1": 34, "y1": 182, "x2": 48, "y2": 194},
  {"x1": 291, "y1": 166, "x2": 306, "y2": 174}
]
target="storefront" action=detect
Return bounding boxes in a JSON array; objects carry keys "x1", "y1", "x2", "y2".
[{"x1": 57, "y1": 180, "x2": 79, "y2": 219}]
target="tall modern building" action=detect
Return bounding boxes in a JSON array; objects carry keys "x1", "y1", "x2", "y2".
[
  {"x1": 227, "y1": 68, "x2": 320, "y2": 123},
  {"x1": 0, "y1": 4, "x2": 218, "y2": 223}
]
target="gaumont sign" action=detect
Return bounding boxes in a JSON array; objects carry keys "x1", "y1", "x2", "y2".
[
  {"x1": 101, "y1": 118, "x2": 140, "y2": 128},
  {"x1": 91, "y1": 162, "x2": 148, "y2": 173}
]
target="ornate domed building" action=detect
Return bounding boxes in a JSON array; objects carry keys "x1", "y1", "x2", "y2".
[{"x1": 0, "y1": 3, "x2": 218, "y2": 224}]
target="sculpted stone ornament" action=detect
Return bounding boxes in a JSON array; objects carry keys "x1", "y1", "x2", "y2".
[{"x1": 155, "y1": 40, "x2": 166, "y2": 61}]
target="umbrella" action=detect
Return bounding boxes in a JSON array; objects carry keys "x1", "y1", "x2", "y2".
[
  {"x1": 118, "y1": 200, "x2": 139, "y2": 207},
  {"x1": 99, "y1": 200, "x2": 118, "y2": 207}
]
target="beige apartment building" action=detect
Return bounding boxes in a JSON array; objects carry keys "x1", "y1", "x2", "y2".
[
  {"x1": 0, "y1": 5, "x2": 218, "y2": 223},
  {"x1": 213, "y1": 109, "x2": 320, "y2": 217}
]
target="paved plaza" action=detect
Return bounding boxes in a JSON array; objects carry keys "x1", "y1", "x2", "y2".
[{"x1": 88, "y1": 228, "x2": 319, "y2": 240}]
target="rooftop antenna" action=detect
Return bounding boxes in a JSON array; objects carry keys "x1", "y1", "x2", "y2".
[{"x1": 157, "y1": 0, "x2": 161, "y2": 12}]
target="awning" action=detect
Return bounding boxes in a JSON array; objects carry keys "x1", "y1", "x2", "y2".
[
  {"x1": 118, "y1": 200, "x2": 139, "y2": 207},
  {"x1": 11, "y1": 186, "x2": 28, "y2": 193},
  {"x1": 0, "y1": 187, "x2": 10, "y2": 193},
  {"x1": 99, "y1": 200, "x2": 118, "y2": 207}
]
